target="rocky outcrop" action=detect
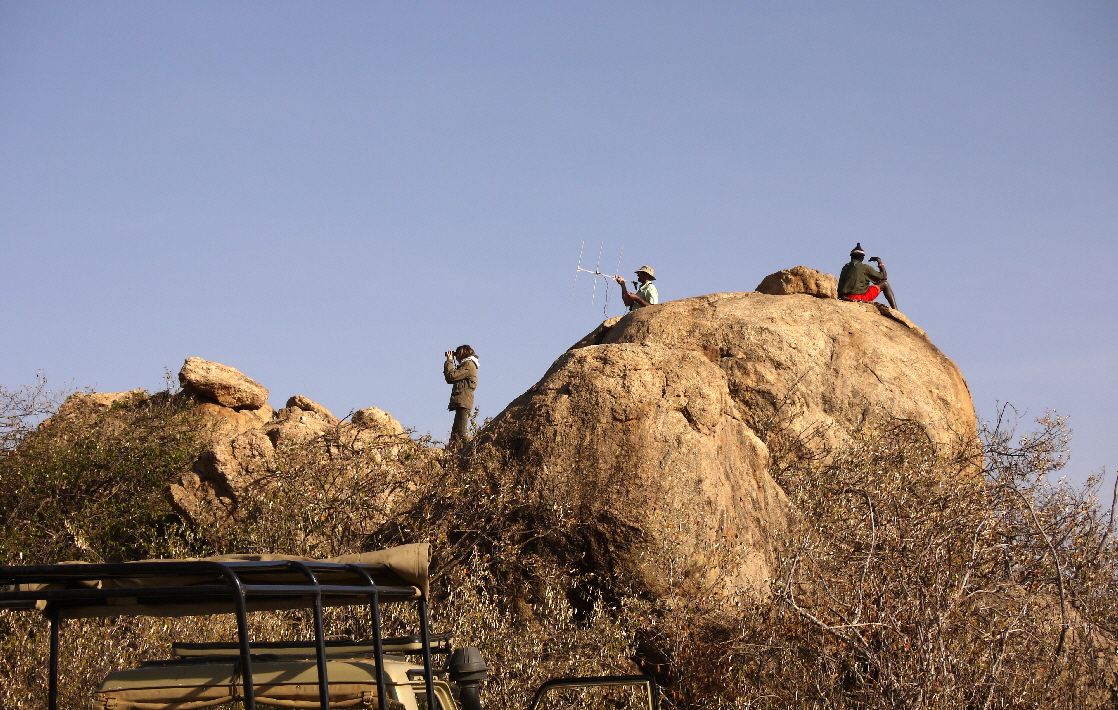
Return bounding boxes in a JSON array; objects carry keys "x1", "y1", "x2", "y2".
[
  {"x1": 178, "y1": 357, "x2": 269, "y2": 410},
  {"x1": 46, "y1": 389, "x2": 147, "y2": 427},
  {"x1": 262, "y1": 405, "x2": 336, "y2": 445},
  {"x1": 54, "y1": 390, "x2": 146, "y2": 417},
  {"x1": 475, "y1": 290, "x2": 977, "y2": 601},
  {"x1": 169, "y1": 376, "x2": 408, "y2": 529},
  {"x1": 350, "y1": 407, "x2": 408, "y2": 452},
  {"x1": 352, "y1": 407, "x2": 404, "y2": 434},
  {"x1": 755, "y1": 265, "x2": 837, "y2": 298}
]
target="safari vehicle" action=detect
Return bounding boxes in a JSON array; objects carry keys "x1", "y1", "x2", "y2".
[{"x1": 0, "y1": 544, "x2": 658, "y2": 710}]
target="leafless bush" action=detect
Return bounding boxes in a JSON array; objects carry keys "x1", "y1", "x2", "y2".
[
  {"x1": 653, "y1": 414, "x2": 1118, "y2": 709},
  {"x1": 0, "y1": 373, "x2": 71, "y2": 453}
]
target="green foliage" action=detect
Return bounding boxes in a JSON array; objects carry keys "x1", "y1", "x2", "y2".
[{"x1": 0, "y1": 390, "x2": 208, "y2": 564}]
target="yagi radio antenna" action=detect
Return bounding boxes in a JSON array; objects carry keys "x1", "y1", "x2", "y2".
[{"x1": 571, "y1": 241, "x2": 626, "y2": 315}]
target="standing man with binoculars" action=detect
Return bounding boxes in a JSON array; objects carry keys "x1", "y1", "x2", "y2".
[
  {"x1": 443, "y1": 345, "x2": 479, "y2": 448},
  {"x1": 838, "y1": 243, "x2": 898, "y2": 310}
]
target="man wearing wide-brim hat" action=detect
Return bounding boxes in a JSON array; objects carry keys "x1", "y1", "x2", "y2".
[{"x1": 614, "y1": 265, "x2": 659, "y2": 312}]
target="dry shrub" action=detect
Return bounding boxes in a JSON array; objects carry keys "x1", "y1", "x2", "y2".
[
  {"x1": 199, "y1": 423, "x2": 442, "y2": 558},
  {"x1": 655, "y1": 413, "x2": 1118, "y2": 709},
  {"x1": 0, "y1": 393, "x2": 641, "y2": 709},
  {"x1": 2, "y1": 381, "x2": 1117, "y2": 710}
]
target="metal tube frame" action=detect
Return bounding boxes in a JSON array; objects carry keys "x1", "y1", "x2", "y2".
[
  {"x1": 0, "y1": 558, "x2": 425, "y2": 710},
  {"x1": 418, "y1": 598, "x2": 437, "y2": 708},
  {"x1": 344, "y1": 564, "x2": 388, "y2": 710},
  {"x1": 197, "y1": 561, "x2": 260, "y2": 710},
  {"x1": 527, "y1": 675, "x2": 660, "y2": 710},
  {"x1": 288, "y1": 562, "x2": 330, "y2": 710},
  {"x1": 48, "y1": 605, "x2": 60, "y2": 710}
]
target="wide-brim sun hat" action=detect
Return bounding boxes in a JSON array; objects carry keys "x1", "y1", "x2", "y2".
[{"x1": 635, "y1": 265, "x2": 656, "y2": 280}]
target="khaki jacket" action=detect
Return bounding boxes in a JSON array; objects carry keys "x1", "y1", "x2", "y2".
[{"x1": 444, "y1": 358, "x2": 478, "y2": 411}]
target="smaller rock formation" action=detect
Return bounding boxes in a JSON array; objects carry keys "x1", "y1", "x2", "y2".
[
  {"x1": 352, "y1": 407, "x2": 405, "y2": 435},
  {"x1": 52, "y1": 390, "x2": 146, "y2": 420},
  {"x1": 168, "y1": 370, "x2": 409, "y2": 531},
  {"x1": 178, "y1": 357, "x2": 269, "y2": 410},
  {"x1": 286, "y1": 395, "x2": 339, "y2": 424},
  {"x1": 755, "y1": 265, "x2": 837, "y2": 299},
  {"x1": 263, "y1": 406, "x2": 336, "y2": 445}
]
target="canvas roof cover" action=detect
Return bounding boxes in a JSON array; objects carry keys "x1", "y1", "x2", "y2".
[{"x1": 2, "y1": 543, "x2": 429, "y2": 619}]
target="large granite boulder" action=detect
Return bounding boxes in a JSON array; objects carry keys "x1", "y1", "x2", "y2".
[
  {"x1": 178, "y1": 357, "x2": 269, "y2": 410},
  {"x1": 474, "y1": 292, "x2": 977, "y2": 600},
  {"x1": 592, "y1": 293, "x2": 975, "y2": 447}
]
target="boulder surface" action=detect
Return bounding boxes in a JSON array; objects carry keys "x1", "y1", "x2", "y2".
[
  {"x1": 179, "y1": 357, "x2": 269, "y2": 410},
  {"x1": 755, "y1": 265, "x2": 837, "y2": 298}
]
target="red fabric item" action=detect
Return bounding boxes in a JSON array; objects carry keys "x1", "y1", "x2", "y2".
[{"x1": 843, "y1": 284, "x2": 880, "y2": 302}]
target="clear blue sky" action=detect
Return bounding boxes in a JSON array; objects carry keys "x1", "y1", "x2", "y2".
[{"x1": 2, "y1": 2, "x2": 1115, "y2": 488}]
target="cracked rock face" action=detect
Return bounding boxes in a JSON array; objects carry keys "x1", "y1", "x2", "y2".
[{"x1": 475, "y1": 292, "x2": 976, "y2": 600}]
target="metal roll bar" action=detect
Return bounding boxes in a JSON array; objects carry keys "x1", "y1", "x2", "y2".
[{"x1": 0, "y1": 557, "x2": 432, "y2": 710}]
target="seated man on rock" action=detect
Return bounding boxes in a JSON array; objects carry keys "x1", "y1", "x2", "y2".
[{"x1": 838, "y1": 243, "x2": 897, "y2": 309}]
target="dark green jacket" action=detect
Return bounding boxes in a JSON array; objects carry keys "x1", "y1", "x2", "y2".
[
  {"x1": 838, "y1": 260, "x2": 885, "y2": 297},
  {"x1": 444, "y1": 358, "x2": 478, "y2": 411}
]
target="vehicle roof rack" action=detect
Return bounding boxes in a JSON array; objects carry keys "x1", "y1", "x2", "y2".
[
  {"x1": 0, "y1": 544, "x2": 438, "y2": 710},
  {"x1": 171, "y1": 632, "x2": 454, "y2": 658}
]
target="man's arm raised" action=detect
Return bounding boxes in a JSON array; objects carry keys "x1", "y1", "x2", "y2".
[{"x1": 614, "y1": 276, "x2": 634, "y2": 306}]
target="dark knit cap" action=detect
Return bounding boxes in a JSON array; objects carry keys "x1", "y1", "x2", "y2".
[{"x1": 850, "y1": 242, "x2": 866, "y2": 257}]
